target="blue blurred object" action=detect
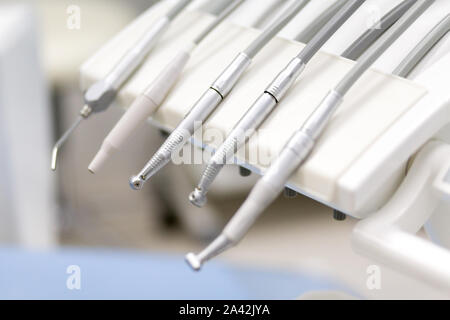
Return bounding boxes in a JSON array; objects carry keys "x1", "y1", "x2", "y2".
[{"x1": 0, "y1": 247, "x2": 344, "y2": 299}]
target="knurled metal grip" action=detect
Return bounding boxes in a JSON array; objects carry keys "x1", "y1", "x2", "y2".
[
  {"x1": 211, "y1": 52, "x2": 252, "y2": 97},
  {"x1": 265, "y1": 57, "x2": 305, "y2": 102}
]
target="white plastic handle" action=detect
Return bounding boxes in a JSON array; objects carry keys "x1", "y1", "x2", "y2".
[
  {"x1": 89, "y1": 47, "x2": 192, "y2": 173},
  {"x1": 352, "y1": 140, "x2": 450, "y2": 291}
]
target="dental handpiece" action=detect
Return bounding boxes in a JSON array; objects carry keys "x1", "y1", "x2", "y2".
[
  {"x1": 51, "y1": 0, "x2": 193, "y2": 171},
  {"x1": 189, "y1": 0, "x2": 366, "y2": 208},
  {"x1": 185, "y1": 0, "x2": 434, "y2": 271},
  {"x1": 129, "y1": 0, "x2": 311, "y2": 190},
  {"x1": 88, "y1": 0, "x2": 245, "y2": 174}
]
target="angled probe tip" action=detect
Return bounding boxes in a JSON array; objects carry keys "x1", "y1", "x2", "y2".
[
  {"x1": 51, "y1": 114, "x2": 85, "y2": 172},
  {"x1": 51, "y1": 146, "x2": 59, "y2": 171}
]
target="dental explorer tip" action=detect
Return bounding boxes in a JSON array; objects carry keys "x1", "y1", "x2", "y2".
[
  {"x1": 51, "y1": 114, "x2": 84, "y2": 171},
  {"x1": 129, "y1": 175, "x2": 145, "y2": 190},
  {"x1": 51, "y1": 146, "x2": 59, "y2": 171},
  {"x1": 185, "y1": 253, "x2": 202, "y2": 271},
  {"x1": 189, "y1": 188, "x2": 207, "y2": 207}
]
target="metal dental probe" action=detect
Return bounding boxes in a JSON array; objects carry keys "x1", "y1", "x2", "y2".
[
  {"x1": 51, "y1": 0, "x2": 193, "y2": 171},
  {"x1": 129, "y1": 0, "x2": 311, "y2": 190},
  {"x1": 189, "y1": 0, "x2": 417, "y2": 207},
  {"x1": 185, "y1": 0, "x2": 434, "y2": 271},
  {"x1": 88, "y1": 0, "x2": 245, "y2": 173},
  {"x1": 189, "y1": 0, "x2": 366, "y2": 208},
  {"x1": 394, "y1": 13, "x2": 450, "y2": 78}
]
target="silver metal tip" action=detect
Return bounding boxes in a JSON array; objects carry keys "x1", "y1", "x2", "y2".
[
  {"x1": 129, "y1": 175, "x2": 145, "y2": 190},
  {"x1": 51, "y1": 146, "x2": 59, "y2": 171},
  {"x1": 184, "y1": 234, "x2": 233, "y2": 271},
  {"x1": 51, "y1": 114, "x2": 84, "y2": 171},
  {"x1": 188, "y1": 188, "x2": 207, "y2": 207},
  {"x1": 185, "y1": 253, "x2": 202, "y2": 271}
]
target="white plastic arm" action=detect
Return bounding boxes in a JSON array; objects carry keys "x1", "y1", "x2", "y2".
[{"x1": 352, "y1": 140, "x2": 450, "y2": 291}]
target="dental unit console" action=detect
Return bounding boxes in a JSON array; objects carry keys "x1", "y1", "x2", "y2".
[
  {"x1": 77, "y1": 0, "x2": 450, "y2": 292},
  {"x1": 186, "y1": 0, "x2": 434, "y2": 271}
]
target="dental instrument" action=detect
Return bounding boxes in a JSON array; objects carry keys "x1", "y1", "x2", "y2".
[
  {"x1": 88, "y1": 0, "x2": 245, "y2": 174},
  {"x1": 189, "y1": 0, "x2": 366, "y2": 207},
  {"x1": 189, "y1": 0, "x2": 417, "y2": 207},
  {"x1": 129, "y1": 0, "x2": 311, "y2": 190},
  {"x1": 342, "y1": 0, "x2": 418, "y2": 60},
  {"x1": 185, "y1": 0, "x2": 434, "y2": 271},
  {"x1": 51, "y1": 0, "x2": 193, "y2": 171},
  {"x1": 394, "y1": 13, "x2": 450, "y2": 77}
]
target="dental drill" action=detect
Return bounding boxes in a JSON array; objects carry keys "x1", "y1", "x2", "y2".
[
  {"x1": 51, "y1": 0, "x2": 193, "y2": 171},
  {"x1": 189, "y1": 0, "x2": 366, "y2": 207},
  {"x1": 88, "y1": 0, "x2": 245, "y2": 174},
  {"x1": 185, "y1": 0, "x2": 434, "y2": 271},
  {"x1": 129, "y1": 0, "x2": 311, "y2": 190}
]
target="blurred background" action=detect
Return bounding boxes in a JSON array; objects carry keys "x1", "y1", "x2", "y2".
[{"x1": 0, "y1": 0, "x2": 449, "y2": 299}]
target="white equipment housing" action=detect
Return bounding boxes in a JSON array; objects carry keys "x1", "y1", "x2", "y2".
[{"x1": 80, "y1": 0, "x2": 450, "y2": 291}]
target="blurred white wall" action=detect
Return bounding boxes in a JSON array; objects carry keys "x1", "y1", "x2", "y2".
[{"x1": 0, "y1": 4, "x2": 56, "y2": 247}]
